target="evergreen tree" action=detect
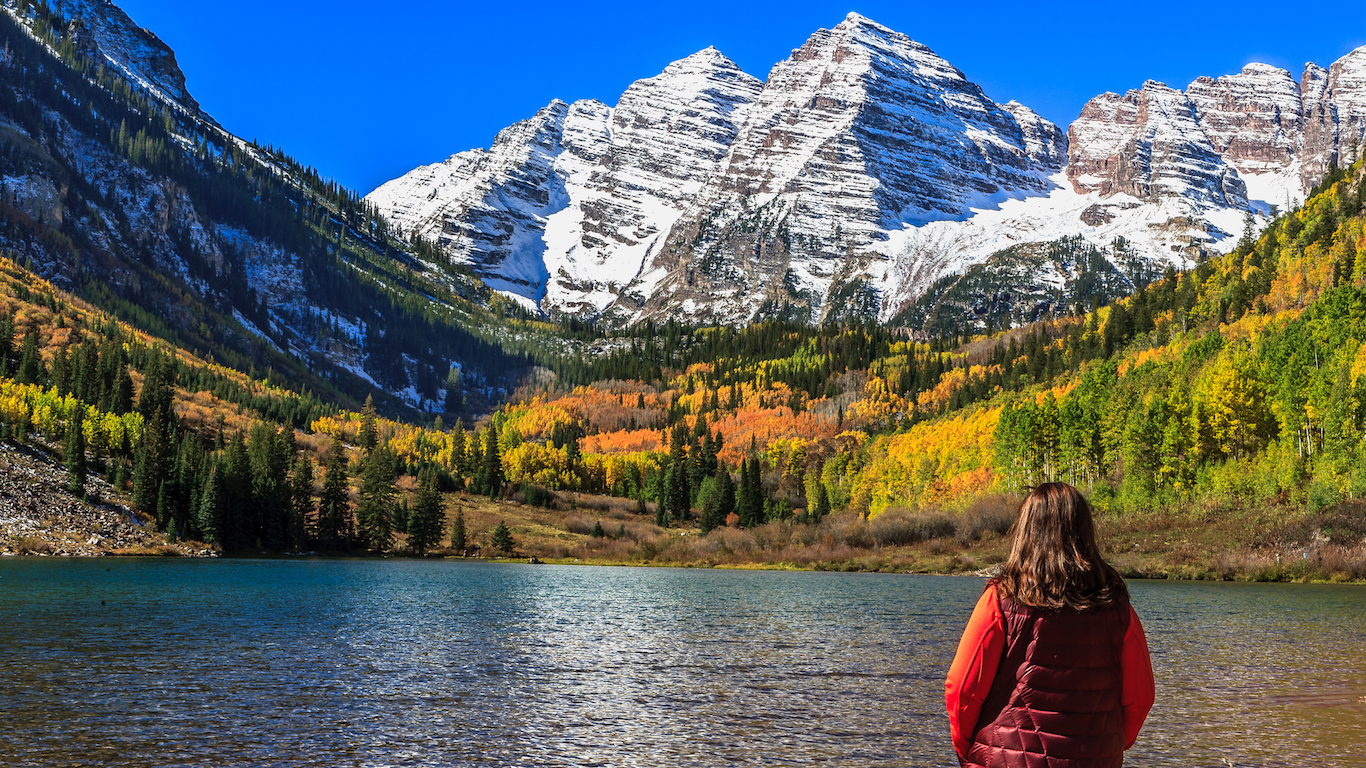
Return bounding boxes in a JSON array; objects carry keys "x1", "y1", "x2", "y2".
[
  {"x1": 219, "y1": 432, "x2": 251, "y2": 549},
  {"x1": 749, "y1": 454, "x2": 764, "y2": 525},
  {"x1": 249, "y1": 423, "x2": 290, "y2": 551},
  {"x1": 811, "y1": 480, "x2": 831, "y2": 519},
  {"x1": 699, "y1": 465, "x2": 735, "y2": 533},
  {"x1": 591, "y1": 520, "x2": 606, "y2": 538},
  {"x1": 490, "y1": 520, "x2": 515, "y2": 555},
  {"x1": 735, "y1": 458, "x2": 753, "y2": 526},
  {"x1": 15, "y1": 326, "x2": 44, "y2": 385},
  {"x1": 196, "y1": 467, "x2": 222, "y2": 544},
  {"x1": 656, "y1": 470, "x2": 670, "y2": 528},
  {"x1": 666, "y1": 422, "x2": 690, "y2": 522},
  {"x1": 356, "y1": 446, "x2": 397, "y2": 551},
  {"x1": 111, "y1": 363, "x2": 134, "y2": 415},
  {"x1": 358, "y1": 394, "x2": 379, "y2": 452},
  {"x1": 51, "y1": 344, "x2": 69, "y2": 395},
  {"x1": 449, "y1": 419, "x2": 468, "y2": 479},
  {"x1": 407, "y1": 469, "x2": 443, "y2": 554},
  {"x1": 481, "y1": 427, "x2": 503, "y2": 498},
  {"x1": 64, "y1": 405, "x2": 86, "y2": 497},
  {"x1": 450, "y1": 507, "x2": 467, "y2": 554},
  {"x1": 318, "y1": 435, "x2": 351, "y2": 549},
  {"x1": 0, "y1": 312, "x2": 12, "y2": 377},
  {"x1": 289, "y1": 455, "x2": 315, "y2": 549},
  {"x1": 131, "y1": 409, "x2": 167, "y2": 521},
  {"x1": 136, "y1": 349, "x2": 176, "y2": 426}
]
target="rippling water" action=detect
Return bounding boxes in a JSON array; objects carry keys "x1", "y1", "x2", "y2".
[{"x1": 0, "y1": 559, "x2": 1361, "y2": 767}]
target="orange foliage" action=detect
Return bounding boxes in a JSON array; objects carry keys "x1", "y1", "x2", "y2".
[
  {"x1": 709, "y1": 406, "x2": 839, "y2": 466},
  {"x1": 582, "y1": 428, "x2": 665, "y2": 454}
]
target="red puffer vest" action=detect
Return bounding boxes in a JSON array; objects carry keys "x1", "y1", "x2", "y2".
[{"x1": 962, "y1": 589, "x2": 1131, "y2": 768}]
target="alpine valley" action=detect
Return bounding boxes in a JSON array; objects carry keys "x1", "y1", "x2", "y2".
[{"x1": 1, "y1": 0, "x2": 1365, "y2": 584}]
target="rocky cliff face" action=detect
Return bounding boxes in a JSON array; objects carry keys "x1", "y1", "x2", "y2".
[
  {"x1": 1065, "y1": 81, "x2": 1248, "y2": 208},
  {"x1": 1069, "y1": 47, "x2": 1366, "y2": 211},
  {"x1": 623, "y1": 13, "x2": 1067, "y2": 325},
  {"x1": 61, "y1": 0, "x2": 200, "y2": 113},
  {"x1": 370, "y1": 13, "x2": 1067, "y2": 324}
]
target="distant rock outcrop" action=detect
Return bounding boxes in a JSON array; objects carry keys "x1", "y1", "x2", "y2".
[{"x1": 1069, "y1": 47, "x2": 1366, "y2": 209}]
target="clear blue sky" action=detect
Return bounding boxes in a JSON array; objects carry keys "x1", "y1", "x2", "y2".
[{"x1": 116, "y1": 0, "x2": 1365, "y2": 196}]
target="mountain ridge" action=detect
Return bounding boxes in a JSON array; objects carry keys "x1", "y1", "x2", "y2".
[{"x1": 367, "y1": 13, "x2": 1366, "y2": 329}]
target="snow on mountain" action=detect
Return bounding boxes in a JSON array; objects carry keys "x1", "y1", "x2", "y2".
[
  {"x1": 1071, "y1": 46, "x2": 1366, "y2": 216},
  {"x1": 367, "y1": 48, "x2": 762, "y2": 314},
  {"x1": 57, "y1": 0, "x2": 200, "y2": 113},
  {"x1": 625, "y1": 12, "x2": 1068, "y2": 324},
  {"x1": 368, "y1": 19, "x2": 1366, "y2": 327},
  {"x1": 1066, "y1": 81, "x2": 1248, "y2": 209}
]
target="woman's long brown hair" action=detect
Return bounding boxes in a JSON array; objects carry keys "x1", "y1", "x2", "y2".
[{"x1": 996, "y1": 482, "x2": 1127, "y2": 610}]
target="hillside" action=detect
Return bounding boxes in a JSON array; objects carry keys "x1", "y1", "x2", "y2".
[
  {"x1": 2, "y1": 160, "x2": 1363, "y2": 580},
  {"x1": 0, "y1": 2, "x2": 584, "y2": 421}
]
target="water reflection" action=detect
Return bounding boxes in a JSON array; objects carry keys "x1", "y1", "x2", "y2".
[{"x1": 0, "y1": 560, "x2": 1361, "y2": 767}]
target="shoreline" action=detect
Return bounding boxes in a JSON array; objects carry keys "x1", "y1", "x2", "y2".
[{"x1": 7, "y1": 548, "x2": 1361, "y2": 585}]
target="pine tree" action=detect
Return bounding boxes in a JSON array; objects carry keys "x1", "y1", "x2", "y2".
[
  {"x1": 748, "y1": 454, "x2": 764, "y2": 526},
  {"x1": 64, "y1": 405, "x2": 86, "y2": 497},
  {"x1": 318, "y1": 435, "x2": 351, "y2": 550},
  {"x1": 811, "y1": 480, "x2": 831, "y2": 519},
  {"x1": 701, "y1": 465, "x2": 735, "y2": 533},
  {"x1": 111, "y1": 363, "x2": 133, "y2": 415},
  {"x1": 358, "y1": 394, "x2": 379, "y2": 452},
  {"x1": 490, "y1": 520, "x2": 515, "y2": 555},
  {"x1": 51, "y1": 344, "x2": 69, "y2": 396},
  {"x1": 131, "y1": 409, "x2": 167, "y2": 521},
  {"x1": 15, "y1": 326, "x2": 44, "y2": 385},
  {"x1": 735, "y1": 458, "x2": 752, "y2": 526},
  {"x1": 449, "y1": 419, "x2": 468, "y2": 480},
  {"x1": 0, "y1": 312, "x2": 12, "y2": 377},
  {"x1": 249, "y1": 423, "x2": 289, "y2": 551},
  {"x1": 451, "y1": 507, "x2": 467, "y2": 554},
  {"x1": 196, "y1": 467, "x2": 222, "y2": 544},
  {"x1": 219, "y1": 432, "x2": 251, "y2": 550},
  {"x1": 591, "y1": 520, "x2": 605, "y2": 538},
  {"x1": 356, "y1": 446, "x2": 397, "y2": 551},
  {"x1": 666, "y1": 423, "x2": 690, "y2": 522},
  {"x1": 481, "y1": 427, "x2": 503, "y2": 498},
  {"x1": 289, "y1": 455, "x2": 315, "y2": 550},
  {"x1": 407, "y1": 469, "x2": 443, "y2": 554}
]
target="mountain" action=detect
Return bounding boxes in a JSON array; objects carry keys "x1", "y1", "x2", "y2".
[
  {"x1": 627, "y1": 13, "x2": 1067, "y2": 325},
  {"x1": 368, "y1": 14, "x2": 1366, "y2": 329},
  {"x1": 59, "y1": 0, "x2": 200, "y2": 113},
  {"x1": 367, "y1": 47, "x2": 764, "y2": 317},
  {"x1": 0, "y1": 3, "x2": 549, "y2": 419}
]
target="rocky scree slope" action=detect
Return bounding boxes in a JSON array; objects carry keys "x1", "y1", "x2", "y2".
[{"x1": 370, "y1": 14, "x2": 1366, "y2": 329}]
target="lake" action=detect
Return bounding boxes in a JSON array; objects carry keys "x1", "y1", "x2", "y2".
[{"x1": 0, "y1": 559, "x2": 1362, "y2": 767}]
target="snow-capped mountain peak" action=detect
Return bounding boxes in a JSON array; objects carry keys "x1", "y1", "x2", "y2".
[{"x1": 365, "y1": 22, "x2": 1366, "y2": 328}]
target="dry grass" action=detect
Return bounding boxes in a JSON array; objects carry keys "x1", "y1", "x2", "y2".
[
  {"x1": 109, "y1": 544, "x2": 184, "y2": 556},
  {"x1": 14, "y1": 536, "x2": 53, "y2": 554},
  {"x1": 388, "y1": 486, "x2": 1366, "y2": 581}
]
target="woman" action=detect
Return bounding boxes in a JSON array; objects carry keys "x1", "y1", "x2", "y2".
[{"x1": 945, "y1": 483, "x2": 1155, "y2": 768}]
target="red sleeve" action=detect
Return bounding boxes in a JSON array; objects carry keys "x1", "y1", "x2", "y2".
[
  {"x1": 945, "y1": 586, "x2": 1005, "y2": 760},
  {"x1": 1120, "y1": 604, "x2": 1155, "y2": 749}
]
